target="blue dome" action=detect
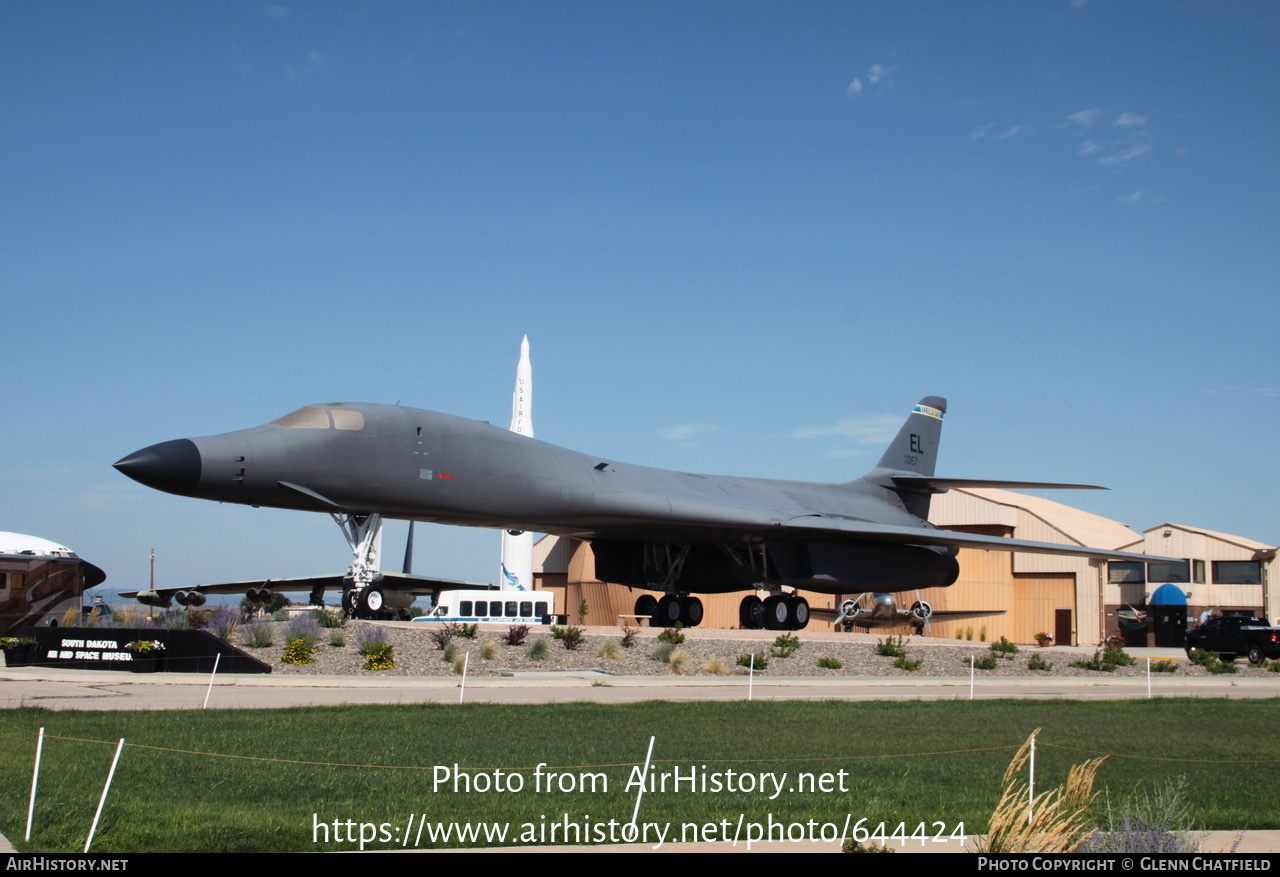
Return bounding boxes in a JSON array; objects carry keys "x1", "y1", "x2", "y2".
[{"x1": 1149, "y1": 583, "x2": 1188, "y2": 606}]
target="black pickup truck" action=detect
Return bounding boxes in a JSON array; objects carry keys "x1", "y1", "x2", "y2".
[{"x1": 1185, "y1": 615, "x2": 1280, "y2": 664}]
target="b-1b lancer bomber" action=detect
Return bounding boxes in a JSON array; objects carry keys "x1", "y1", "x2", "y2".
[{"x1": 115, "y1": 395, "x2": 1162, "y2": 630}]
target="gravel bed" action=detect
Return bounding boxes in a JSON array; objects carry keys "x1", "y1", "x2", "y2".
[{"x1": 234, "y1": 620, "x2": 1280, "y2": 681}]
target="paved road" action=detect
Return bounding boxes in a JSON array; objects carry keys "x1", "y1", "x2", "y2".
[{"x1": 2, "y1": 665, "x2": 1277, "y2": 709}]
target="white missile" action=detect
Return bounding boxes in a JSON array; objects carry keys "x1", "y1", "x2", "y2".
[{"x1": 500, "y1": 336, "x2": 534, "y2": 590}]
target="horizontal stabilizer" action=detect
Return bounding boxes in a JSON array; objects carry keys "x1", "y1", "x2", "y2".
[
  {"x1": 784, "y1": 515, "x2": 1176, "y2": 563},
  {"x1": 890, "y1": 475, "x2": 1107, "y2": 494}
]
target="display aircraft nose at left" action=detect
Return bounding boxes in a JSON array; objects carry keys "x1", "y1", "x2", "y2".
[{"x1": 114, "y1": 439, "x2": 202, "y2": 496}]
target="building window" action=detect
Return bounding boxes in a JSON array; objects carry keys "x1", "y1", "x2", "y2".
[
  {"x1": 1193, "y1": 560, "x2": 1205, "y2": 584},
  {"x1": 1213, "y1": 561, "x2": 1262, "y2": 585},
  {"x1": 1148, "y1": 560, "x2": 1190, "y2": 583},
  {"x1": 1109, "y1": 562, "x2": 1146, "y2": 584}
]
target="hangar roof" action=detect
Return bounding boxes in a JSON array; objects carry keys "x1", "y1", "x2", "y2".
[{"x1": 932, "y1": 487, "x2": 1140, "y2": 549}]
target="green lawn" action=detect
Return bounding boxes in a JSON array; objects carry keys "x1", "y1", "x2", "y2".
[{"x1": 2, "y1": 699, "x2": 1276, "y2": 852}]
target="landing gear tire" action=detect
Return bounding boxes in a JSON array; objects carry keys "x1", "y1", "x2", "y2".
[
  {"x1": 361, "y1": 587, "x2": 385, "y2": 615},
  {"x1": 763, "y1": 595, "x2": 790, "y2": 630},
  {"x1": 342, "y1": 589, "x2": 359, "y2": 617},
  {"x1": 739, "y1": 595, "x2": 765, "y2": 630},
  {"x1": 788, "y1": 596, "x2": 809, "y2": 630},
  {"x1": 656, "y1": 595, "x2": 682, "y2": 627},
  {"x1": 635, "y1": 594, "x2": 658, "y2": 624},
  {"x1": 681, "y1": 596, "x2": 704, "y2": 627}
]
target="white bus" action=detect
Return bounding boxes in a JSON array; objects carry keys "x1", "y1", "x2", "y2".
[{"x1": 413, "y1": 589, "x2": 555, "y2": 625}]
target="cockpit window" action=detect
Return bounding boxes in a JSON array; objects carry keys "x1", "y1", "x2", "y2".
[
  {"x1": 331, "y1": 409, "x2": 365, "y2": 431},
  {"x1": 271, "y1": 407, "x2": 331, "y2": 429},
  {"x1": 271, "y1": 406, "x2": 366, "y2": 431}
]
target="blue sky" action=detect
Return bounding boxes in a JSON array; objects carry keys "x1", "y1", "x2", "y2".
[{"x1": 4, "y1": 1, "x2": 1277, "y2": 593}]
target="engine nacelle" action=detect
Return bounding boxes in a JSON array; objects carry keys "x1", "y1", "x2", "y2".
[
  {"x1": 133, "y1": 590, "x2": 173, "y2": 609},
  {"x1": 768, "y1": 542, "x2": 960, "y2": 592},
  {"x1": 910, "y1": 600, "x2": 933, "y2": 623}
]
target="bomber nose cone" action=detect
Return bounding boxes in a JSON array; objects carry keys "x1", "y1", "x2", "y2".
[{"x1": 113, "y1": 439, "x2": 202, "y2": 495}]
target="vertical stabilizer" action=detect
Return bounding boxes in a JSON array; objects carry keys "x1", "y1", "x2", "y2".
[
  {"x1": 500, "y1": 336, "x2": 535, "y2": 590},
  {"x1": 874, "y1": 396, "x2": 946, "y2": 477},
  {"x1": 872, "y1": 397, "x2": 946, "y2": 519}
]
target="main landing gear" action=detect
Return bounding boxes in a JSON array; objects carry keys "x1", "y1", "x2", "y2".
[
  {"x1": 739, "y1": 593, "x2": 809, "y2": 630},
  {"x1": 634, "y1": 593, "x2": 704, "y2": 628}
]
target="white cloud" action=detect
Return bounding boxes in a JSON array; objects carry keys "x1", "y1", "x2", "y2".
[
  {"x1": 867, "y1": 64, "x2": 892, "y2": 84},
  {"x1": 994, "y1": 125, "x2": 1023, "y2": 140},
  {"x1": 791, "y1": 414, "x2": 902, "y2": 445},
  {"x1": 846, "y1": 78, "x2": 863, "y2": 97},
  {"x1": 1117, "y1": 191, "x2": 1143, "y2": 203},
  {"x1": 1078, "y1": 139, "x2": 1100, "y2": 156},
  {"x1": 970, "y1": 122, "x2": 995, "y2": 140},
  {"x1": 1066, "y1": 108, "x2": 1101, "y2": 129},
  {"x1": 660, "y1": 424, "x2": 718, "y2": 442},
  {"x1": 1113, "y1": 112, "x2": 1147, "y2": 128},
  {"x1": 1098, "y1": 139, "x2": 1152, "y2": 164}
]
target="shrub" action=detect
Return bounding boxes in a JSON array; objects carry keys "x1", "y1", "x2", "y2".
[
  {"x1": 504, "y1": 625, "x2": 530, "y2": 646},
  {"x1": 208, "y1": 605, "x2": 241, "y2": 641},
  {"x1": 1149, "y1": 659, "x2": 1177, "y2": 673},
  {"x1": 703, "y1": 657, "x2": 731, "y2": 676},
  {"x1": 1205, "y1": 660, "x2": 1238, "y2": 675},
  {"x1": 650, "y1": 641, "x2": 674, "y2": 664},
  {"x1": 1070, "y1": 651, "x2": 1117, "y2": 672},
  {"x1": 284, "y1": 615, "x2": 322, "y2": 648},
  {"x1": 160, "y1": 608, "x2": 189, "y2": 630},
  {"x1": 620, "y1": 626, "x2": 640, "y2": 648},
  {"x1": 1187, "y1": 648, "x2": 1219, "y2": 668},
  {"x1": 596, "y1": 638, "x2": 622, "y2": 659},
  {"x1": 328, "y1": 629, "x2": 345, "y2": 648},
  {"x1": 1079, "y1": 777, "x2": 1200, "y2": 853},
  {"x1": 428, "y1": 622, "x2": 462, "y2": 650},
  {"x1": 442, "y1": 642, "x2": 457, "y2": 663},
  {"x1": 577, "y1": 599, "x2": 589, "y2": 624},
  {"x1": 526, "y1": 637, "x2": 550, "y2": 661},
  {"x1": 875, "y1": 636, "x2": 908, "y2": 658},
  {"x1": 185, "y1": 609, "x2": 212, "y2": 630},
  {"x1": 457, "y1": 623, "x2": 479, "y2": 640},
  {"x1": 281, "y1": 637, "x2": 316, "y2": 665},
  {"x1": 1102, "y1": 644, "x2": 1135, "y2": 667},
  {"x1": 550, "y1": 625, "x2": 585, "y2": 650},
  {"x1": 480, "y1": 640, "x2": 499, "y2": 660},
  {"x1": 990, "y1": 636, "x2": 1020, "y2": 658},
  {"x1": 972, "y1": 655, "x2": 999, "y2": 670},
  {"x1": 668, "y1": 649, "x2": 690, "y2": 674},
  {"x1": 736, "y1": 652, "x2": 768, "y2": 671},
  {"x1": 842, "y1": 839, "x2": 896, "y2": 853},
  {"x1": 817, "y1": 656, "x2": 843, "y2": 670},
  {"x1": 242, "y1": 622, "x2": 274, "y2": 649},
  {"x1": 771, "y1": 633, "x2": 801, "y2": 658},
  {"x1": 353, "y1": 625, "x2": 387, "y2": 652},
  {"x1": 1027, "y1": 653, "x2": 1052, "y2": 672},
  {"x1": 315, "y1": 608, "x2": 346, "y2": 629},
  {"x1": 361, "y1": 641, "x2": 395, "y2": 671},
  {"x1": 1269, "y1": 661, "x2": 1280, "y2": 674},
  {"x1": 657, "y1": 625, "x2": 686, "y2": 646},
  {"x1": 452, "y1": 655, "x2": 467, "y2": 675},
  {"x1": 963, "y1": 626, "x2": 974, "y2": 641},
  {"x1": 893, "y1": 655, "x2": 922, "y2": 672}
]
